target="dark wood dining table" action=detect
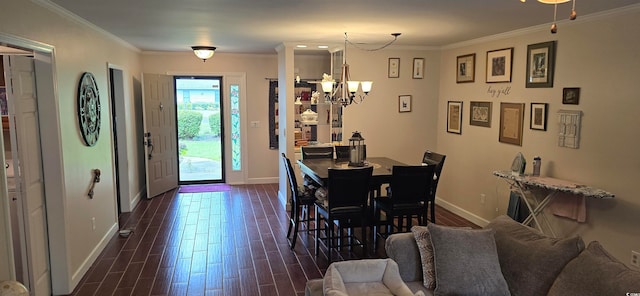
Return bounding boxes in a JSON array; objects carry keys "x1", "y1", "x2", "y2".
[{"x1": 297, "y1": 157, "x2": 407, "y2": 190}]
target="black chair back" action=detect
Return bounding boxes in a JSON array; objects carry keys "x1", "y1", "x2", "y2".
[
  {"x1": 422, "y1": 150, "x2": 446, "y2": 198},
  {"x1": 326, "y1": 166, "x2": 373, "y2": 210},
  {"x1": 389, "y1": 165, "x2": 435, "y2": 203},
  {"x1": 301, "y1": 146, "x2": 333, "y2": 159},
  {"x1": 282, "y1": 153, "x2": 301, "y2": 202},
  {"x1": 334, "y1": 145, "x2": 367, "y2": 162}
]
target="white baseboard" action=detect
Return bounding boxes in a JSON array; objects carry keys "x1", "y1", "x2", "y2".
[
  {"x1": 130, "y1": 190, "x2": 143, "y2": 211},
  {"x1": 435, "y1": 197, "x2": 491, "y2": 227},
  {"x1": 278, "y1": 190, "x2": 287, "y2": 210},
  {"x1": 70, "y1": 222, "x2": 118, "y2": 293}
]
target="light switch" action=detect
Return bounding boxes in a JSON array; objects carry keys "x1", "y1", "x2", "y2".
[{"x1": 250, "y1": 121, "x2": 260, "y2": 128}]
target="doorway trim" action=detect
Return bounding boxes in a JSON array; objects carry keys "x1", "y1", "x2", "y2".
[
  {"x1": 0, "y1": 33, "x2": 72, "y2": 294},
  {"x1": 107, "y1": 64, "x2": 132, "y2": 213},
  {"x1": 167, "y1": 71, "x2": 248, "y2": 184}
]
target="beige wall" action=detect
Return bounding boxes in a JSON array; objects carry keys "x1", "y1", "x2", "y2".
[
  {"x1": 0, "y1": 0, "x2": 142, "y2": 293},
  {"x1": 436, "y1": 6, "x2": 640, "y2": 264},
  {"x1": 342, "y1": 48, "x2": 441, "y2": 165}
]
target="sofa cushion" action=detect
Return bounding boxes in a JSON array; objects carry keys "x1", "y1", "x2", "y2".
[
  {"x1": 427, "y1": 223, "x2": 510, "y2": 296},
  {"x1": 385, "y1": 232, "x2": 423, "y2": 282},
  {"x1": 548, "y1": 241, "x2": 640, "y2": 296},
  {"x1": 485, "y1": 215, "x2": 584, "y2": 296}
]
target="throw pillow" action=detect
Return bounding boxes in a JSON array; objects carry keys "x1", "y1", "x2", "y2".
[
  {"x1": 548, "y1": 241, "x2": 640, "y2": 296},
  {"x1": 485, "y1": 215, "x2": 584, "y2": 296},
  {"x1": 427, "y1": 223, "x2": 510, "y2": 296},
  {"x1": 411, "y1": 226, "x2": 436, "y2": 289},
  {"x1": 411, "y1": 225, "x2": 473, "y2": 290}
]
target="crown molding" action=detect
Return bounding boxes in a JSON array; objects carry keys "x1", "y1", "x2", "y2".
[
  {"x1": 443, "y1": 3, "x2": 640, "y2": 50},
  {"x1": 31, "y1": 0, "x2": 140, "y2": 53}
]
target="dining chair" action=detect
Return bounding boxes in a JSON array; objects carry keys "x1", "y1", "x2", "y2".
[
  {"x1": 314, "y1": 166, "x2": 373, "y2": 262},
  {"x1": 300, "y1": 146, "x2": 334, "y2": 159},
  {"x1": 282, "y1": 153, "x2": 318, "y2": 249},
  {"x1": 423, "y1": 150, "x2": 446, "y2": 223},
  {"x1": 374, "y1": 165, "x2": 435, "y2": 236},
  {"x1": 334, "y1": 145, "x2": 367, "y2": 162}
]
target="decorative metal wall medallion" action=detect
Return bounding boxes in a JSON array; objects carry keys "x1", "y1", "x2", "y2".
[{"x1": 77, "y1": 72, "x2": 101, "y2": 146}]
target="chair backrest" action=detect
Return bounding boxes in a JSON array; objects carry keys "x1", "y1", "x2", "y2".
[
  {"x1": 282, "y1": 153, "x2": 301, "y2": 204},
  {"x1": 326, "y1": 166, "x2": 373, "y2": 210},
  {"x1": 334, "y1": 145, "x2": 367, "y2": 162},
  {"x1": 301, "y1": 146, "x2": 334, "y2": 159},
  {"x1": 389, "y1": 165, "x2": 435, "y2": 203},
  {"x1": 422, "y1": 150, "x2": 446, "y2": 199}
]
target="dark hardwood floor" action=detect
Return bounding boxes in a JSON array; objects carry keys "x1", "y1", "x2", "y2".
[{"x1": 70, "y1": 184, "x2": 478, "y2": 296}]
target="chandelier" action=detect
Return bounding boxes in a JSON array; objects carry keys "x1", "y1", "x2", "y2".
[{"x1": 321, "y1": 32, "x2": 400, "y2": 107}]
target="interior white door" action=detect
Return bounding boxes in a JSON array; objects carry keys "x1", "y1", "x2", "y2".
[
  {"x1": 142, "y1": 73, "x2": 178, "y2": 198},
  {"x1": 4, "y1": 55, "x2": 50, "y2": 295}
]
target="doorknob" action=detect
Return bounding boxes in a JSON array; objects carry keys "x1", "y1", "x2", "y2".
[{"x1": 144, "y1": 132, "x2": 154, "y2": 159}]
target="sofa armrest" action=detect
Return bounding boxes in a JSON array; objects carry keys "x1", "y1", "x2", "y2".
[{"x1": 385, "y1": 232, "x2": 423, "y2": 282}]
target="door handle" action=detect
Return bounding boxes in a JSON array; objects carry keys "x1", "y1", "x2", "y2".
[{"x1": 144, "y1": 132, "x2": 154, "y2": 159}]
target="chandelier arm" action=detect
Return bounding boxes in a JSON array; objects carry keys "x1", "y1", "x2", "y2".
[{"x1": 345, "y1": 35, "x2": 399, "y2": 52}]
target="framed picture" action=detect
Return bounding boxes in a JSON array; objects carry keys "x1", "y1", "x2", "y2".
[
  {"x1": 469, "y1": 101, "x2": 492, "y2": 127},
  {"x1": 530, "y1": 103, "x2": 548, "y2": 131},
  {"x1": 456, "y1": 53, "x2": 475, "y2": 83},
  {"x1": 526, "y1": 41, "x2": 556, "y2": 88},
  {"x1": 486, "y1": 48, "x2": 513, "y2": 83},
  {"x1": 412, "y1": 58, "x2": 424, "y2": 79},
  {"x1": 563, "y1": 87, "x2": 580, "y2": 105},
  {"x1": 447, "y1": 101, "x2": 463, "y2": 134},
  {"x1": 388, "y1": 57, "x2": 400, "y2": 78},
  {"x1": 399, "y1": 95, "x2": 411, "y2": 112},
  {"x1": 499, "y1": 102, "x2": 525, "y2": 146}
]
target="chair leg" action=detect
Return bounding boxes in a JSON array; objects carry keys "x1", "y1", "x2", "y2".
[
  {"x1": 430, "y1": 201, "x2": 436, "y2": 223},
  {"x1": 314, "y1": 207, "x2": 320, "y2": 256},
  {"x1": 290, "y1": 206, "x2": 301, "y2": 249}
]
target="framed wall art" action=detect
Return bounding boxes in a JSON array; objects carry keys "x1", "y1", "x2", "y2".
[
  {"x1": 562, "y1": 87, "x2": 580, "y2": 104},
  {"x1": 447, "y1": 101, "x2": 463, "y2": 134},
  {"x1": 526, "y1": 41, "x2": 556, "y2": 88},
  {"x1": 499, "y1": 102, "x2": 524, "y2": 146},
  {"x1": 486, "y1": 48, "x2": 513, "y2": 83},
  {"x1": 530, "y1": 103, "x2": 548, "y2": 131},
  {"x1": 388, "y1": 57, "x2": 400, "y2": 78},
  {"x1": 469, "y1": 101, "x2": 492, "y2": 127},
  {"x1": 399, "y1": 95, "x2": 412, "y2": 112},
  {"x1": 413, "y1": 58, "x2": 424, "y2": 79},
  {"x1": 456, "y1": 53, "x2": 475, "y2": 83}
]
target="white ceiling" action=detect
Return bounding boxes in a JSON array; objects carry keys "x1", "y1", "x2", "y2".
[{"x1": 46, "y1": 0, "x2": 639, "y2": 53}]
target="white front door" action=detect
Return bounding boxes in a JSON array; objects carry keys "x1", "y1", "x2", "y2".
[
  {"x1": 142, "y1": 73, "x2": 178, "y2": 198},
  {"x1": 4, "y1": 55, "x2": 50, "y2": 295}
]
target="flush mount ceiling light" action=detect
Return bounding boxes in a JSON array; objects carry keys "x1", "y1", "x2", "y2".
[{"x1": 191, "y1": 46, "x2": 216, "y2": 62}]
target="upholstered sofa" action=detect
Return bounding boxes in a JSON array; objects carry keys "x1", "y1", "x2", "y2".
[{"x1": 306, "y1": 215, "x2": 640, "y2": 296}]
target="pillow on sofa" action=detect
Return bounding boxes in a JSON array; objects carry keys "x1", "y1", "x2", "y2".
[
  {"x1": 427, "y1": 223, "x2": 510, "y2": 296},
  {"x1": 548, "y1": 241, "x2": 640, "y2": 296},
  {"x1": 411, "y1": 226, "x2": 436, "y2": 289},
  {"x1": 485, "y1": 215, "x2": 584, "y2": 296},
  {"x1": 411, "y1": 225, "x2": 472, "y2": 290}
]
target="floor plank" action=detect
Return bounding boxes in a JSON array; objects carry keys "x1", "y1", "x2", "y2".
[{"x1": 70, "y1": 184, "x2": 478, "y2": 296}]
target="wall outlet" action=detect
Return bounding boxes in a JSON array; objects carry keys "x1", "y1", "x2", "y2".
[
  {"x1": 92, "y1": 217, "x2": 96, "y2": 231},
  {"x1": 480, "y1": 194, "x2": 486, "y2": 204},
  {"x1": 632, "y1": 251, "x2": 640, "y2": 268}
]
